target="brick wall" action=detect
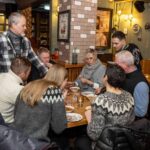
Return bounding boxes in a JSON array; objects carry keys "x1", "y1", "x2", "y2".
[{"x1": 59, "y1": 0, "x2": 97, "y2": 63}]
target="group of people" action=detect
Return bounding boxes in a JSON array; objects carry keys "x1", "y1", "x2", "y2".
[
  {"x1": 0, "y1": 12, "x2": 69, "y2": 149},
  {"x1": 0, "y1": 11, "x2": 149, "y2": 150},
  {"x1": 74, "y1": 32, "x2": 149, "y2": 149}
]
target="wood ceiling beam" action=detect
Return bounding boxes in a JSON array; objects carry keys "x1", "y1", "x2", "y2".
[{"x1": 16, "y1": 0, "x2": 48, "y2": 9}]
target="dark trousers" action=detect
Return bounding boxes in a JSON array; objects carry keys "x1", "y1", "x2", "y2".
[
  {"x1": 48, "y1": 129, "x2": 69, "y2": 150},
  {"x1": 75, "y1": 135, "x2": 92, "y2": 150}
]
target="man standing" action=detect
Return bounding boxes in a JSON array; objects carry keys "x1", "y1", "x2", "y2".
[
  {"x1": 0, "y1": 12, "x2": 47, "y2": 76},
  {"x1": 112, "y1": 31, "x2": 143, "y2": 70},
  {"x1": 115, "y1": 50, "x2": 149, "y2": 119},
  {"x1": 0, "y1": 57, "x2": 31, "y2": 124}
]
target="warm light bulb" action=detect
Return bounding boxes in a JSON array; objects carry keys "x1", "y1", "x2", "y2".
[
  {"x1": 124, "y1": 15, "x2": 129, "y2": 21},
  {"x1": 132, "y1": 18, "x2": 136, "y2": 23},
  {"x1": 57, "y1": 6, "x2": 60, "y2": 12},
  {"x1": 117, "y1": 10, "x2": 122, "y2": 16},
  {"x1": 128, "y1": 14, "x2": 133, "y2": 20}
]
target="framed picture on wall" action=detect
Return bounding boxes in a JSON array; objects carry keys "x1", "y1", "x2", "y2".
[
  {"x1": 96, "y1": 8, "x2": 113, "y2": 50},
  {"x1": 57, "y1": 10, "x2": 70, "y2": 42}
]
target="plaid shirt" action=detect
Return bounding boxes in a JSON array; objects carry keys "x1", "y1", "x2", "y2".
[{"x1": 0, "y1": 31, "x2": 48, "y2": 75}]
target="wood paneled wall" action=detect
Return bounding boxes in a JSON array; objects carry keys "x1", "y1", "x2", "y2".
[{"x1": 21, "y1": 7, "x2": 32, "y2": 39}]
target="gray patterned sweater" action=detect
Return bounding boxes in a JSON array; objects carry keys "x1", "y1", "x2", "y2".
[
  {"x1": 13, "y1": 87, "x2": 67, "y2": 142},
  {"x1": 87, "y1": 90, "x2": 135, "y2": 141}
]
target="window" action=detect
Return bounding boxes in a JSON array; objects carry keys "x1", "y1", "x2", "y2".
[{"x1": 0, "y1": 13, "x2": 8, "y2": 33}]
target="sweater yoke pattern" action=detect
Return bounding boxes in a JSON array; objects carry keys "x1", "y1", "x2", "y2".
[
  {"x1": 95, "y1": 91, "x2": 134, "y2": 115},
  {"x1": 41, "y1": 87, "x2": 64, "y2": 104}
]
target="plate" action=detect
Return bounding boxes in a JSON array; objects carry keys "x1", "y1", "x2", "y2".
[
  {"x1": 65, "y1": 105, "x2": 74, "y2": 113},
  {"x1": 66, "y1": 113, "x2": 83, "y2": 122},
  {"x1": 81, "y1": 91, "x2": 95, "y2": 97}
]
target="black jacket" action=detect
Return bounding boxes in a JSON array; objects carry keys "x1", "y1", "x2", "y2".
[
  {"x1": 27, "y1": 60, "x2": 56, "y2": 82},
  {"x1": 0, "y1": 125, "x2": 50, "y2": 150},
  {"x1": 95, "y1": 119, "x2": 150, "y2": 150}
]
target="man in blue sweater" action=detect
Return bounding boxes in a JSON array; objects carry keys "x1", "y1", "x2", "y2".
[{"x1": 115, "y1": 50, "x2": 149, "y2": 119}]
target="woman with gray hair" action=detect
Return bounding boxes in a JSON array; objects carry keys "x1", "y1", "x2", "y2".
[{"x1": 75, "y1": 49, "x2": 106, "y2": 92}]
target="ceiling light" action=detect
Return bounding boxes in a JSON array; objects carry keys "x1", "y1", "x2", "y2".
[{"x1": 44, "y1": 5, "x2": 50, "y2": 10}]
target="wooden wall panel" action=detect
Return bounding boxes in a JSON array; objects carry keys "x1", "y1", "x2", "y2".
[{"x1": 21, "y1": 7, "x2": 32, "y2": 39}]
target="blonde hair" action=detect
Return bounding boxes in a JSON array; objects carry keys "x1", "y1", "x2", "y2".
[
  {"x1": 86, "y1": 48, "x2": 97, "y2": 57},
  {"x1": 20, "y1": 64, "x2": 68, "y2": 106}
]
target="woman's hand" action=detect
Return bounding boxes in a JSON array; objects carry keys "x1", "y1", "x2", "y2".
[
  {"x1": 80, "y1": 77, "x2": 88, "y2": 84},
  {"x1": 85, "y1": 109, "x2": 91, "y2": 123},
  {"x1": 62, "y1": 89, "x2": 68, "y2": 99},
  {"x1": 80, "y1": 77, "x2": 94, "y2": 87}
]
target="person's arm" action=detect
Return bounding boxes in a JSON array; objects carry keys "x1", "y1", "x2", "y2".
[
  {"x1": 76, "y1": 65, "x2": 106, "y2": 90},
  {"x1": 85, "y1": 108, "x2": 91, "y2": 123},
  {"x1": 87, "y1": 96, "x2": 106, "y2": 141},
  {"x1": 0, "y1": 33, "x2": 10, "y2": 72},
  {"x1": 92, "y1": 65, "x2": 106, "y2": 89},
  {"x1": 26, "y1": 39, "x2": 48, "y2": 76},
  {"x1": 74, "y1": 68, "x2": 85, "y2": 86},
  {"x1": 133, "y1": 82, "x2": 149, "y2": 117}
]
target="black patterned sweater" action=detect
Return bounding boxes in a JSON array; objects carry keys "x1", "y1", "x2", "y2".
[
  {"x1": 14, "y1": 86, "x2": 67, "y2": 142},
  {"x1": 87, "y1": 90, "x2": 135, "y2": 141}
]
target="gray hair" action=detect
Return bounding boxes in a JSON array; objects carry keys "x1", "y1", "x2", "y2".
[
  {"x1": 115, "y1": 50, "x2": 134, "y2": 66},
  {"x1": 8, "y1": 12, "x2": 25, "y2": 27}
]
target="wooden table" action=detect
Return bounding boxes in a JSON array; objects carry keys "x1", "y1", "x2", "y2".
[{"x1": 66, "y1": 93, "x2": 91, "y2": 128}]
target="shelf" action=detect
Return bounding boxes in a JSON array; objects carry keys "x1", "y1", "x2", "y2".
[{"x1": 32, "y1": 11, "x2": 49, "y2": 48}]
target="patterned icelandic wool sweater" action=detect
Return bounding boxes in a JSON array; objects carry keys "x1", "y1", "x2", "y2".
[
  {"x1": 87, "y1": 90, "x2": 135, "y2": 141},
  {"x1": 14, "y1": 87, "x2": 67, "y2": 142}
]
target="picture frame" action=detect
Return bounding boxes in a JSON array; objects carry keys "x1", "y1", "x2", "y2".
[
  {"x1": 57, "y1": 10, "x2": 70, "y2": 42},
  {"x1": 96, "y1": 8, "x2": 113, "y2": 50}
]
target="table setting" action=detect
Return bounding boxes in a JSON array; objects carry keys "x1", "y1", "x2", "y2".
[{"x1": 65, "y1": 85, "x2": 97, "y2": 128}]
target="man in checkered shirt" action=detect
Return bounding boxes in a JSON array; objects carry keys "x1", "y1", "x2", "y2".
[{"x1": 0, "y1": 12, "x2": 48, "y2": 76}]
